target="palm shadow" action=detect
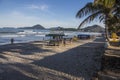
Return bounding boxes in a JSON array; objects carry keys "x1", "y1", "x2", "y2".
[
  {"x1": 0, "y1": 63, "x2": 37, "y2": 80},
  {"x1": 32, "y1": 38, "x2": 105, "y2": 79},
  {"x1": 0, "y1": 42, "x2": 55, "y2": 55}
]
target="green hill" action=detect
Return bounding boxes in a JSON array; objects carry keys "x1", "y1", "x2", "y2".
[
  {"x1": 80, "y1": 25, "x2": 105, "y2": 32},
  {"x1": 19, "y1": 24, "x2": 45, "y2": 29}
]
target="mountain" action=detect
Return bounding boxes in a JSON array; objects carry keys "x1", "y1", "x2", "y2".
[
  {"x1": 19, "y1": 24, "x2": 45, "y2": 29},
  {"x1": 32, "y1": 24, "x2": 45, "y2": 29},
  {"x1": 80, "y1": 25, "x2": 105, "y2": 32}
]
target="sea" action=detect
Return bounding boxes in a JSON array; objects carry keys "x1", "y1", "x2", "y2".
[{"x1": 0, "y1": 28, "x2": 102, "y2": 45}]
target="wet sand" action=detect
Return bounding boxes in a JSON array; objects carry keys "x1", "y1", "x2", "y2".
[{"x1": 0, "y1": 38, "x2": 105, "y2": 80}]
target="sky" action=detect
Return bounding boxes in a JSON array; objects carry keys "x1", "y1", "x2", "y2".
[{"x1": 0, "y1": 0, "x2": 104, "y2": 28}]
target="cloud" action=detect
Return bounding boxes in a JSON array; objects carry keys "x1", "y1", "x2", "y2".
[
  {"x1": 0, "y1": 11, "x2": 79, "y2": 28},
  {"x1": 10, "y1": 11, "x2": 23, "y2": 16},
  {"x1": 27, "y1": 4, "x2": 48, "y2": 11},
  {"x1": 0, "y1": 11, "x2": 42, "y2": 27}
]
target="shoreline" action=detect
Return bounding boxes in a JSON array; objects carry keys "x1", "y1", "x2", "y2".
[
  {"x1": 0, "y1": 36, "x2": 102, "y2": 46},
  {"x1": 0, "y1": 31, "x2": 102, "y2": 46}
]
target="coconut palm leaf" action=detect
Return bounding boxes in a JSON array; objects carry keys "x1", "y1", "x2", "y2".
[
  {"x1": 78, "y1": 11, "x2": 102, "y2": 29},
  {"x1": 99, "y1": 14, "x2": 105, "y2": 22},
  {"x1": 94, "y1": 0, "x2": 116, "y2": 8},
  {"x1": 76, "y1": 2, "x2": 99, "y2": 18}
]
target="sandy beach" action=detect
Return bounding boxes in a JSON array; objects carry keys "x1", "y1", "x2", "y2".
[{"x1": 0, "y1": 38, "x2": 105, "y2": 80}]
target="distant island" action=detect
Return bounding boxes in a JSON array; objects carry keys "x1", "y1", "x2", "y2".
[
  {"x1": 49, "y1": 26, "x2": 77, "y2": 31},
  {"x1": 49, "y1": 25, "x2": 104, "y2": 32},
  {"x1": 0, "y1": 24, "x2": 104, "y2": 32},
  {"x1": 19, "y1": 24, "x2": 45, "y2": 29},
  {"x1": 80, "y1": 25, "x2": 104, "y2": 32}
]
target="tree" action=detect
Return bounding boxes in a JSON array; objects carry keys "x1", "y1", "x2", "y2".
[
  {"x1": 107, "y1": 16, "x2": 120, "y2": 33},
  {"x1": 94, "y1": 0, "x2": 115, "y2": 8},
  {"x1": 96, "y1": 0, "x2": 120, "y2": 34},
  {"x1": 76, "y1": 0, "x2": 120, "y2": 41}
]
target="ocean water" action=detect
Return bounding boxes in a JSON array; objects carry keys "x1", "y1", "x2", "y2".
[
  {"x1": 0, "y1": 29, "x2": 102, "y2": 45},
  {"x1": 0, "y1": 29, "x2": 49, "y2": 45}
]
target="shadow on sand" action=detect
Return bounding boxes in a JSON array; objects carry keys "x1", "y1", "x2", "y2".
[
  {"x1": 0, "y1": 38, "x2": 105, "y2": 80},
  {"x1": 0, "y1": 42, "x2": 55, "y2": 55},
  {"x1": 0, "y1": 63, "x2": 37, "y2": 80},
  {"x1": 32, "y1": 38, "x2": 105, "y2": 79}
]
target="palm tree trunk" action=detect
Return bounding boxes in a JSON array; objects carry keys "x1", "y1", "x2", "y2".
[
  {"x1": 105, "y1": 24, "x2": 110, "y2": 41},
  {"x1": 104, "y1": 20, "x2": 110, "y2": 47},
  {"x1": 104, "y1": 14, "x2": 110, "y2": 42}
]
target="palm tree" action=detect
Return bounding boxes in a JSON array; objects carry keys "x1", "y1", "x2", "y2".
[
  {"x1": 98, "y1": 0, "x2": 120, "y2": 34},
  {"x1": 76, "y1": 0, "x2": 120, "y2": 41},
  {"x1": 94, "y1": 0, "x2": 120, "y2": 19},
  {"x1": 94, "y1": 0, "x2": 115, "y2": 8},
  {"x1": 107, "y1": 15, "x2": 120, "y2": 33}
]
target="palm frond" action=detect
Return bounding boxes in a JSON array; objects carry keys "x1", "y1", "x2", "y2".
[
  {"x1": 76, "y1": 2, "x2": 99, "y2": 18},
  {"x1": 78, "y1": 11, "x2": 102, "y2": 29},
  {"x1": 99, "y1": 14, "x2": 105, "y2": 22},
  {"x1": 94, "y1": 0, "x2": 115, "y2": 8}
]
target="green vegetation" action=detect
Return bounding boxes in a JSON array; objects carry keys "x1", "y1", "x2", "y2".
[
  {"x1": 80, "y1": 25, "x2": 104, "y2": 32},
  {"x1": 49, "y1": 27, "x2": 77, "y2": 31},
  {"x1": 76, "y1": 0, "x2": 120, "y2": 41}
]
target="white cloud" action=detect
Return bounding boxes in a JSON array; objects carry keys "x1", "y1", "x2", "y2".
[
  {"x1": 0, "y1": 11, "x2": 79, "y2": 28},
  {"x1": 27, "y1": 4, "x2": 48, "y2": 11},
  {"x1": 0, "y1": 11, "x2": 41, "y2": 27},
  {"x1": 10, "y1": 11, "x2": 28, "y2": 18},
  {"x1": 40, "y1": 5, "x2": 48, "y2": 10}
]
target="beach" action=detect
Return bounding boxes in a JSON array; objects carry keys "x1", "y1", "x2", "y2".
[{"x1": 0, "y1": 38, "x2": 105, "y2": 80}]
